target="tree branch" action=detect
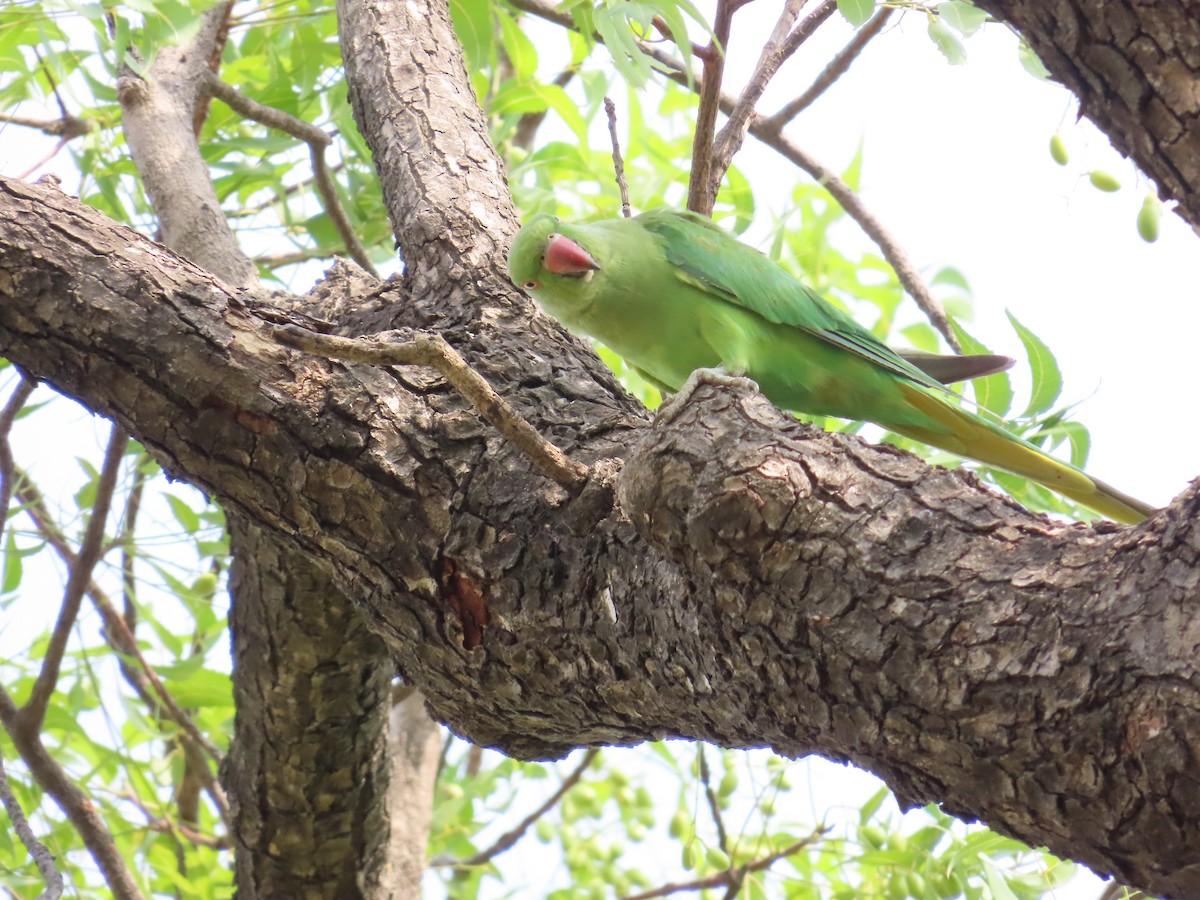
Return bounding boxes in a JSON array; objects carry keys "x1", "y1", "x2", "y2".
[
  {"x1": 604, "y1": 97, "x2": 632, "y2": 217},
  {"x1": 0, "y1": 686, "x2": 144, "y2": 899},
  {"x1": 14, "y1": 475, "x2": 230, "y2": 828},
  {"x1": 622, "y1": 830, "x2": 827, "y2": 900},
  {"x1": 707, "y1": 0, "x2": 835, "y2": 203},
  {"x1": 763, "y1": 6, "x2": 893, "y2": 128},
  {"x1": 18, "y1": 424, "x2": 127, "y2": 737},
  {"x1": 438, "y1": 748, "x2": 599, "y2": 868},
  {"x1": 0, "y1": 377, "x2": 37, "y2": 533},
  {"x1": 0, "y1": 754, "x2": 63, "y2": 900},
  {"x1": 203, "y1": 71, "x2": 378, "y2": 276},
  {"x1": 686, "y1": 0, "x2": 741, "y2": 215}
]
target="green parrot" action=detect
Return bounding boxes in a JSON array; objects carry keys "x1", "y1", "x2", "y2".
[{"x1": 507, "y1": 208, "x2": 1152, "y2": 524}]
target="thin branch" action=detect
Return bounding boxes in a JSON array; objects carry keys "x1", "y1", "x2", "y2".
[
  {"x1": 436, "y1": 748, "x2": 599, "y2": 868},
  {"x1": 0, "y1": 688, "x2": 145, "y2": 900},
  {"x1": 0, "y1": 377, "x2": 37, "y2": 535},
  {"x1": 696, "y1": 747, "x2": 729, "y2": 854},
  {"x1": 123, "y1": 789, "x2": 231, "y2": 850},
  {"x1": 274, "y1": 326, "x2": 589, "y2": 490},
  {"x1": 604, "y1": 97, "x2": 632, "y2": 217},
  {"x1": 18, "y1": 424, "x2": 127, "y2": 737},
  {"x1": 118, "y1": 460, "x2": 147, "y2": 629},
  {"x1": 0, "y1": 754, "x2": 63, "y2": 899},
  {"x1": 191, "y1": 2, "x2": 236, "y2": 136},
  {"x1": 621, "y1": 829, "x2": 827, "y2": 900},
  {"x1": 203, "y1": 71, "x2": 378, "y2": 276},
  {"x1": 509, "y1": 0, "x2": 959, "y2": 350},
  {"x1": 686, "y1": 0, "x2": 738, "y2": 215},
  {"x1": 707, "y1": 0, "x2": 837, "y2": 203},
  {"x1": 13, "y1": 477, "x2": 231, "y2": 827},
  {"x1": 764, "y1": 7, "x2": 894, "y2": 127}
]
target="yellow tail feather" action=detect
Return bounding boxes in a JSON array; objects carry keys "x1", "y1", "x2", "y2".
[{"x1": 883, "y1": 384, "x2": 1152, "y2": 524}]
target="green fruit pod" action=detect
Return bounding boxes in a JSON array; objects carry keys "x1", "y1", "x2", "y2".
[
  {"x1": 705, "y1": 846, "x2": 731, "y2": 869},
  {"x1": 1049, "y1": 133, "x2": 1069, "y2": 165},
  {"x1": 1138, "y1": 193, "x2": 1162, "y2": 243},
  {"x1": 1089, "y1": 170, "x2": 1121, "y2": 192},
  {"x1": 681, "y1": 842, "x2": 697, "y2": 870},
  {"x1": 668, "y1": 810, "x2": 689, "y2": 839}
]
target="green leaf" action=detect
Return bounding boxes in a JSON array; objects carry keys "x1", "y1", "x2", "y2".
[
  {"x1": 496, "y1": 8, "x2": 538, "y2": 82},
  {"x1": 1005, "y1": 311, "x2": 1062, "y2": 418},
  {"x1": 837, "y1": 0, "x2": 875, "y2": 27},
  {"x1": 2, "y1": 532, "x2": 22, "y2": 593},
  {"x1": 449, "y1": 0, "x2": 495, "y2": 74},
  {"x1": 161, "y1": 668, "x2": 233, "y2": 709},
  {"x1": 939, "y1": 1, "x2": 987, "y2": 37},
  {"x1": 165, "y1": 493, "x2": 201, "y2": 534},
  {"x1": 951, "y1": 320, "x2": 1013, "y2": 417},
  {"x1": 594, "y1": 6, "x2": 652, "y2": 88},
  {"x1": 980, "y1": 855, "x2": 1021, "y2": 900},
  {"x1": 1017, "y1": 38, "x2": 1050, "y2": 78},
  {"x1": 927, "y1": 18, "x2": 967, "y2": 65},
  {"x1": 859, "y1": 786, "x2": 890, "y2": 824}
]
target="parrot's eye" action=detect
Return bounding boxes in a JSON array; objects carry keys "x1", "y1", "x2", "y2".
[{"x1": 522, "y1": 280, "x2": 539, "y2": 290}]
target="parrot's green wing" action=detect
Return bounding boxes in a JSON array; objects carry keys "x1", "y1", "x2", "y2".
[{"x1": 638, "y1": 208, "x2": 951, "y2": 394}]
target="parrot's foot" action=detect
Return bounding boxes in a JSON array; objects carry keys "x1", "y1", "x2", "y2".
[{"x1": 656, "y1": 367, "x2": 759, "y2": 424}]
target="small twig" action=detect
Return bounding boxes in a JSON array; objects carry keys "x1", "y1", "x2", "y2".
[
  {"x1": 686, "y1": 0, "x2": 739, "y2": 215},
  {"x1": 274, "y1": 326, "x2": 589, "y2": 490},
  {"x1": 118, "y1": 460, "x2": 147, "y2": 629},
  {"x1": 0, "y1": 688, "x2": 145, "y2": 899},
  {"x1": 0, "y1": 754, "x2": 63, "y2": 899},
  {"x1": 18, "y1": 424, "x2": 127, "y2": 737},
  {"x1": 14, "y1": 477, "x2": 230, "y2": 827},
  {"x1": 0, "y1": 112, "x2": 91, "y2": 138},
  {"x1": 707, "y1": 0, "x2": 837, "y2": 203},
  {"x1": 621, "y1": 829, "x2": 828, "y2": 900},
  {"x1": 764, "y1": 7, "x2": 893, "y2": 127},
  {"x1": 650, "y1": 14, "x2": 709, "y2": 60},
  {"x1": 697, "y1": 747, "x2": 729, "y2": 853},
  {"x1": 604, "y1": 98, "x2": 632, "y2": 217},
  {"x1": 123, "y1": 789, "x2": 231, "y2": 850},
  {"x1": 203, "y1": 71, "x2": 378, "y2": 276},
  {"x1": 0, "y1": 377, "x2": 37, "y2": 534},
  {"x1": 437, "y1": 748, "x2": 599, "y2": 868}
]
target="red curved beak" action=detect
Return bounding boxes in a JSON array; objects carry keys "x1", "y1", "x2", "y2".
[{"x1": 544, "y1": 233, "x2": 601, "y2": 276}]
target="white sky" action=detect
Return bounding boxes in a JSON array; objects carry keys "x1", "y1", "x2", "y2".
[{"x1": 3, "y1": 5, "x2": 1193, "y2": 898}]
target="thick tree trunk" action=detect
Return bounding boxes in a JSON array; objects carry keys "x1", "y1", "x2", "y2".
[
  {"x1": 224, "y1": 520, "x2": 395, "y2": 898},
  {"x1": 2, "y1": 0, "x2": 1200, "y2": 897}
]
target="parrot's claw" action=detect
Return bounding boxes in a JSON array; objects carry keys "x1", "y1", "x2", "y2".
[{"x1": 655, "y1": 366, "x2": 759, "y2": 424}]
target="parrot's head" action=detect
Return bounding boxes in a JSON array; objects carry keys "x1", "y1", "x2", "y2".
[{"x1": 508, "y1": 214, "x2": 603, "y2": 316}]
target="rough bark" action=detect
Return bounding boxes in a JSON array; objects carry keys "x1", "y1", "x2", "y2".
[
  {"x1": 2, "y1": 0, "x2": 1200, "y2": 897},
  {"x1": 224, "y1": 520, "x2": 394, "y2": 898},
  {"x1": 976, "y1": 0, "x2": 1200, "y2": 230},
  {"x1": 116, "y1": 5, "x2": 256, "y2": 288},
  {"x1": 387, "y1": 691, "x2": 442, "y2": 894}
]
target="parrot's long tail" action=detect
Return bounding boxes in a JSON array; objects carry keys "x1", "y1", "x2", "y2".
[{"x1": 881, "y1": 383, "x2": 1154, "y2": 525}]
